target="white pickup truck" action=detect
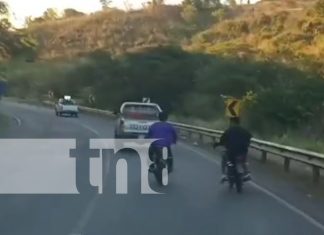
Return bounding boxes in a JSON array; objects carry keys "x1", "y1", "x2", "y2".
[
  {"x1": 55, "y1": 97, "x2": 79, "y2": 117},
  {"x1": 114, "y1": 102, "x2": 162, "y2": 138}
]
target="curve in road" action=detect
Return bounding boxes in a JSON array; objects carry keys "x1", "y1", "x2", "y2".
[{"x1": 0, "y1": 100, "x2": 323, "y2": 235}]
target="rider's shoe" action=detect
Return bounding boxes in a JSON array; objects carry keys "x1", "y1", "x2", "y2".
[
  {"x1": 243, "y1": 173, "x2": 251, "y2": 181},
  {"x1": 149, "y1": 163, "x2": 156, "y2": 172}
]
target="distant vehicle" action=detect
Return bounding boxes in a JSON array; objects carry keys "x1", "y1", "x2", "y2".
[
  {"x1": 55, "y1": 96, "x2": 79, "y2": 117},
  {"x1": 114, "y1": 101, "x2": 162, "y2": 138}
]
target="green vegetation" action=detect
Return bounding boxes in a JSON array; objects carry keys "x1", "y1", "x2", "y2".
[
  {"x1": 0, "y1": 2, "x2": 36, "y2": 62},
  {"x1": 1, "y1": 0, "x2": 324, "y2": 151}
]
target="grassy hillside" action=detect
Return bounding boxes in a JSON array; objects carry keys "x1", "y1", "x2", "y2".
[
  {"x1": 25, "y1": 1, "x2": 323, "y2": 66},
  {"x1": 189, "y1": 0, "x2": 323, "y2": 67},
  {"x1": 27, "y1": 6, "x2": 190, "y2": 59}
]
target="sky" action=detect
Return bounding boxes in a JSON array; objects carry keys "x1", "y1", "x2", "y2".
[{"x1": 4, "y1": 0, "x2": 182, "y2": 27}]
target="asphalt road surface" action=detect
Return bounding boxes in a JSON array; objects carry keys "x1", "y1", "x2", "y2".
[{"x1": 0, "y1": 100, "x2": 323, "y2": 235}]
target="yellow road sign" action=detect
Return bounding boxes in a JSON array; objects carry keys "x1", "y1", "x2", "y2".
[{"x1": 225, "y1": 98, "x2": 241, "y2": 117}]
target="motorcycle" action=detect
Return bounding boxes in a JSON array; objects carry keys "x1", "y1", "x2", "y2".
[
  {"x1": 224, "y1": 156, "x2": 250, "y2": 193},
  {"x1": 149, "y1": 147, "x2": 173, "y2": 186}
]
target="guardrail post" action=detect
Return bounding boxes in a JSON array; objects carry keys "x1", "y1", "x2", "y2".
[
  {"x1": 312, "y1": 166, "x2": 320, "y2": 183},
  {"x1": 199, "y1": 133, "x2": 203, "y2": 143},
  {"x1": 188, "y1": 131, "x2": 193, "y2": 139},
  {"x1": 284, "y1": 158, "x2": 290, "y2": 172},
  {"x1": 261, "y1": 150, "x2": 267, "y2": 163}
]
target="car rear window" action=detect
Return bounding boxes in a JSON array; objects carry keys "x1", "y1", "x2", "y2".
[
  {"x1": 61, "y1": 100, "x2": 75, "y2": 105},
  {"x1": 122, "y1": 104, "x2": 159, "y2": 120}
]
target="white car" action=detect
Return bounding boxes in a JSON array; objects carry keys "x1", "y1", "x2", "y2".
[
  {"x1": 55, "y1": 97, "x2": 79, "y2": 117},
  {"x1": 114, "y1": 102, "x2": 162, "y2": 138}
]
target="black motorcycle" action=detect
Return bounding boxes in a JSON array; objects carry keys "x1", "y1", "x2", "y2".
[
  {"x1": 224, "y1": 156, "x2": 250, "y2": 193},
  {"x1": 149, "y1": 147, "x2": 173, "y2": 186},
  {"x1": 226, "y1": 160, "x2": 244, "y2": 193}
]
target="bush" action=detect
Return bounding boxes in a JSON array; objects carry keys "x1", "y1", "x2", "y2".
[
  {"x1": 212, "y1": 8, "x2": 226, "y2": 22},
  {"x1": 213, "y1": 20, "x2": 249, "y2": 40},
  {"x1": 181, "y1": 4, "x2": 199, "y2": 23},
  {"x1": 314, "y1": 0, "x2": 324, "y2": 17}
]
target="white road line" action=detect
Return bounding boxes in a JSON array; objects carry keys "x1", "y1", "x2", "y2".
[
  {"x1": 70, "y1": 196, "x2": 99, "y2": 235},
  {"x1": 179, "y1": 142, "x2": 324, "y2": 233},
  {"x1": 12, "y1": 115, "x2": 22, "y2": 127},
  {"x1": 78, "y1": 123, "x2": 100, "y2": 136},
  {"x1": 70, "y1": 148, "x2": 112, "y2": 235},
  {"x1": 69, "y1": 121, "x2": 100, "y2": 235},
  {"x1": 69, "y1": 123, "x2": 113, "y2": 235},
  {"x1": 250, "y1": 182, "x2": 324, "y2": 232},
  {"x1": 179, "y1": 142, "x2": 221, "y2": 166}
]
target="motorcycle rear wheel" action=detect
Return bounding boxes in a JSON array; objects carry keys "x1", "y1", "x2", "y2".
[{"x1": 235, "y1": 173, "x2": 243, "y2": 193}]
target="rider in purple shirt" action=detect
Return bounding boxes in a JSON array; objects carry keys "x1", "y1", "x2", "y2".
[
  {"x1": 148, "y1": 118, "x2": 177, "y2": 147},
  {"x1": 147, "y1": 111, "x2": 177, "y2": 172}
]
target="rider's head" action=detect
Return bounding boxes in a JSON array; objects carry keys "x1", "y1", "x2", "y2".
[
  {"x1": 159, "y1": 111, "x2": 168, "y2": 122},
  {"x1": 229, "y1": 117, "x2": 240, "y2": 126}
]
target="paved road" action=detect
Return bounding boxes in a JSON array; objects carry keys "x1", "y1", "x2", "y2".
[{"x1": 0, "y1": 100, "x2": 323, "y2": 235}]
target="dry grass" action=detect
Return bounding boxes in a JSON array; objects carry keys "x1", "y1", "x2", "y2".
[
  {"x1": 26, "y1": 6, "x2": 184, "y2": 59},
  {"x1": 22, "y1": 1, "x2": 322, "y2": 63}
]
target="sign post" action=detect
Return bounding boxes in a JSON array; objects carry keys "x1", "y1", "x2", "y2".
[
  {"x1": 88, "y1": 94, "x2": 96, "y2": 105},
  {"x1": 221, "y1": 91, "x2": 257, "y2": 118},
  {"x1": 142, "y1": 97, "x2": 151, "y2": 103},
  {"x1": 48, "y1": 90, "x2": 54, "y2": 100}
]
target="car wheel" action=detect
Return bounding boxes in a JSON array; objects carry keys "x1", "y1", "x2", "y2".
[{"x1": 74, "y1": 113, "x2": 79, "y2": 118}]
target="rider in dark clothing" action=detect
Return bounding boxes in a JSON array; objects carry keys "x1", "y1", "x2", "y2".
[{"x1": 214, "y1": 117, "x2": 252, "y2": 181}]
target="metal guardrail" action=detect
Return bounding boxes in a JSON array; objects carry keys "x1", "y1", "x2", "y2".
[
  {"x1": 38, "y1": 99, "x2": 324, "y2": 183},
  {"x1": 171, "y1": 121, "x2": 324, "y2": 183},
  {"x1": 42, "y1": 100, "x2": 115, "y2": 117},
  {"x1": 78, "y1": 106, "x2": 115, "y2": 117},
  {"x1": 73, "y1": 103, "x2": 324, "y2": 183}
]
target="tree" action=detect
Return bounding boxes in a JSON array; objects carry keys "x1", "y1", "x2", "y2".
[
  {"x1": 32, "y1": 17, "x2": 45, "y2": 24},
  {"x1": 0, "y1": 1, "x2": 35, "y2": 62},
  {"x1": 24, "y1": 16, "x2": 33, "y2": 27},
  {"x1": 182, "y1": 0, "x2": 221, "y2": 9},
  {"x1": 145, "y1": 0, "x2": 165, "y2": 9},
  {"x1": 314, "y1": 0, "x2": 324, "y2": 16},
  {"x1": 0, "y1": 1, "x2": 9, "y2": 30},
  {"x1": 152, "y1": 0, "x2": 164, "y2": 6},
  {"x1": 182, "y1": 0, "x2": 203, "y2": 10},
  {"x1": 123, "y1": 0, "x2": 133, "y2": 11},
  {"x1": 63, "y1": 8, "x2": 85, "y2": 18},
  {"x1": 205, "y1": 0, "x2": 222, "y2": 8},
  {"x1": 100, "y1": 0, "x2": 112, "y2": 9},
  {"x1": 43, "y1": 8, "x2": 59, "y2": 21},
  {"x1": 227, "y1": 0, "x2": 237, "y2": 7},
  {"x1": 0, "y1": 18, "x2": 11, "y2": 30},
  {"x1": 0, "y1": 1, "x2": 8, "y2": 15},
  {"x1": 181, "y1": 4, "x2": 199, "y2": 23},
  {"x1": 212, "y1": 8, "x2": 226, "y2": 21}
]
